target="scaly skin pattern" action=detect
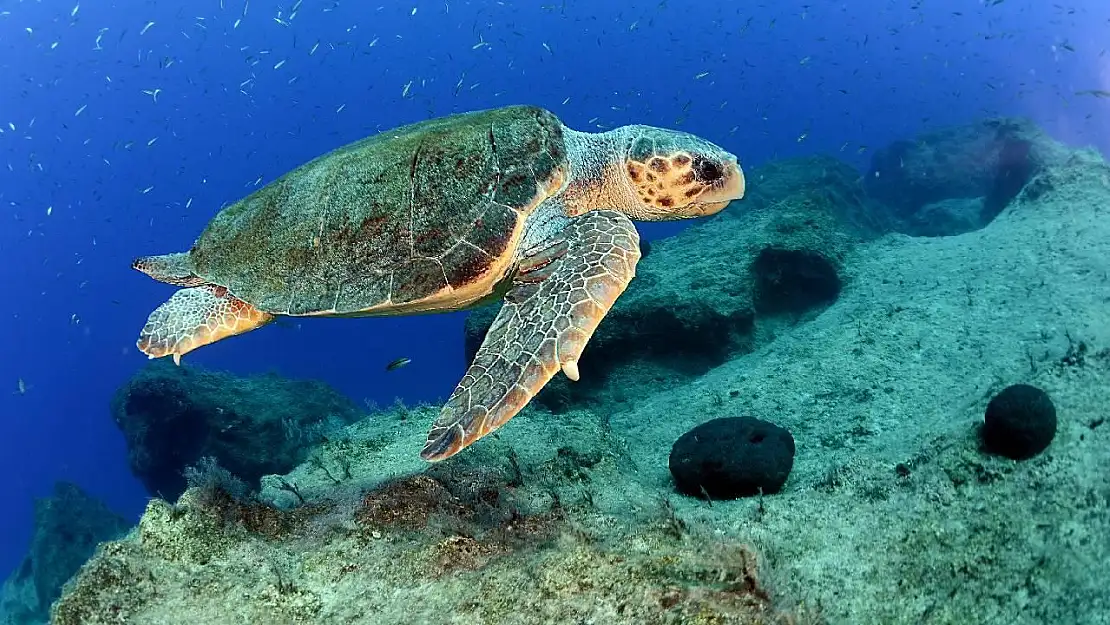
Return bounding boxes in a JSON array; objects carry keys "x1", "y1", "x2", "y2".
[
  {"x1": 420, "y1": 209, "x2": 641, "y2": 461},
  {"x1": 190, "y1": 105, "x2": 566, "y2": 316},
  {"x1": 136, "y1": 285, "x2": 273, "y2": 365},
  {"x1": 560, "y1": 124, "x2": 744, "y2": 220}
]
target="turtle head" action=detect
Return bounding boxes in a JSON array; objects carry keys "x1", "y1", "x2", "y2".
[{"x1": 620, "y1": 126, "x2": 744, "y2": 220}]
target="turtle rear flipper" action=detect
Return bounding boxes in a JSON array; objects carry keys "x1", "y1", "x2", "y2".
[
  {"x1": 421, "y1": 210, "x2": 641, "y2": 461},
  {"x1": 137, "y1": 285, "x2": 273, "y2": 365}
]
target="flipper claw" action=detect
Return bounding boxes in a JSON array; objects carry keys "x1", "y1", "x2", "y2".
[{"x1": 561, "y1": 360, "x2": 580, "y2": 382}]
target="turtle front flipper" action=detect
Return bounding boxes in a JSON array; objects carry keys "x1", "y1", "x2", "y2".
[
  {"x1": 137, "y1": 285, "x2": 273, "y2": 365},
  {"x1": 421, "y1": 210, "x2": 642, "y2": 461}
]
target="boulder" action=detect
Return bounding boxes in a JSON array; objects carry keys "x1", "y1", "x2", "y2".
[
  {"x1": 864, "y1": 118, "x2": 1069, "y2": 234},
  {"x1": 111, "y1": 362, "x2": 363, "y2": 500},
  {"x1": 0, "y1": 482, "x2": 129, "y2": 625}
]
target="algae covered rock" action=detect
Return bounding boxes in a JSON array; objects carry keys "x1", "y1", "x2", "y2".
[
  {"x1": 864, "y1": 118, "x2": 1069, "y2": 234},
  {"x1": 0, "y1": 482, "x2": 129, "y2": 625},
  {"x1": 750, "y1": 247, "x2": 842, "y2": 315},
  {"x1": 110, "y1": 361, "x2": 363, "y2": 500},
  {"x1": 740, "y1": 154, "x2": 890, "y2": 235},
  {"x1": 52, "y1": 450, "x2": 811, "y2": 625},
  {"x1": 906, "y1": 197, "x2": 985, "y2": 237}
]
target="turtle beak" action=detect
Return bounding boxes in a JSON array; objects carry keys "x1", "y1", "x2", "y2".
[{"x1": 695, "y1": 159, "x2": 745, "y2": 215}]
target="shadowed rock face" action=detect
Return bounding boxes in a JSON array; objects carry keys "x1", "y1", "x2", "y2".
[
  {"x1": 50, "y1": 421, "x2": 805, "y2": 625},
  {"x1": 751, "y1": 248, "x2": 842, "y2": 315},
  {"x1": 464, "y1": 294, "x2": 756, "y2": 412},
  {"x1": 0, "y1": 482, "x2": 130, "y2": 625},
  {"x1": 982, "y1": 138, "x2": 1035, "y2": 222},
  {"x1": 863, "y1": 118, "x2": 1065, "y2": 236},
  {"x1": 111, "y1": 362, "x2": 363, "y2": 500}
]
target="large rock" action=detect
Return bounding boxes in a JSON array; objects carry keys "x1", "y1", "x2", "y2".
[
  {"x1": 111, "y1": 362, "x2": 363, "y2": 500},
  {"x1": 52, "y1": 404, "x2": 805, "y2": 625},
  {"x1": 0, "y1": 482, "x2": 129, "y2": 625},
  {"x1": 464, "y1": 155, "x2": 884, "y2": 410},
  {"x1": 864, "y1": 118, "x2": 1069, "y2": 234}
]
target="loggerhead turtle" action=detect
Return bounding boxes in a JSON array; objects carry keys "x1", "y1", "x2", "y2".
[{"x1": 132, "y1": 105, "x2": 745, "y2": 461}]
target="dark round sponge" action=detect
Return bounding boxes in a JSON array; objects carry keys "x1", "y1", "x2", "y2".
[
  {"x1": 669, "y1": 417, "x2": 795, "y2": 499},
  {"x1": 982, "y1": 384, "x2": 1056, "y2": 460}
]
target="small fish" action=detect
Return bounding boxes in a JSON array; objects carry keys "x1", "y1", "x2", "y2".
[
  {"x1": 386, "y1": 357, "x2": 412, "y2": 371},
  {"x1": 16, "y1": 378, "x2": 26, "y2": 395}
]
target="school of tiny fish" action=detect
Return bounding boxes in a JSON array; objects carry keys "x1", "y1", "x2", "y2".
[{"x1": 0, "y1": 0, "x2": 1103, "y2": 367}]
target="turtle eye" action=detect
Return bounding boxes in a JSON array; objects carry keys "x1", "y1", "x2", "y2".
[{"x1": 693, "y1": 157, "x2": 723, "y2": 182}]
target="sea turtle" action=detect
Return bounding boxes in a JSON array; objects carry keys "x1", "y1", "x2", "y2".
[{"x1": 133, "y1": 105, "x2": 745, "y2": 461}]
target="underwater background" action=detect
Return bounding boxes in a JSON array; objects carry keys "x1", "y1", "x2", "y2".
[{"x1": 2, "y1": 1, "x2": 1110, "y2": 623}]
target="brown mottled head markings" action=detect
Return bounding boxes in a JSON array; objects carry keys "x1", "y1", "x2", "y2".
[
  {"x1": 559, "y1": 123, "x2": 744, "y2": 222},
  {"x1": 626, "y1": 151, "x2": 714, "y2": 209},
  {"x1": 617, "y1": 125, "x2": 745, "y2": 220}
]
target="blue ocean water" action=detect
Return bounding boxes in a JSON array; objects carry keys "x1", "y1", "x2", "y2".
[{"x1": 0, "y1": 0, "x2": 1105, "y2": 583}]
